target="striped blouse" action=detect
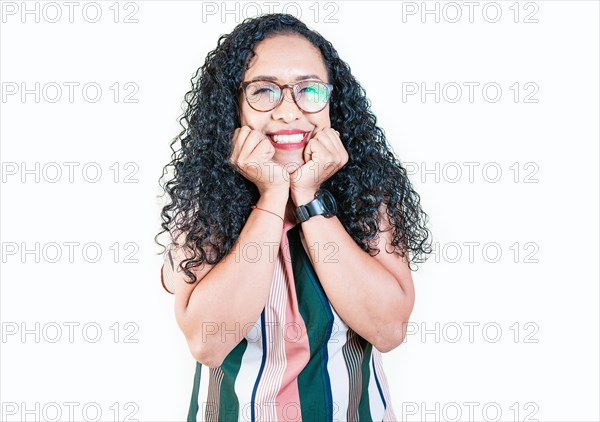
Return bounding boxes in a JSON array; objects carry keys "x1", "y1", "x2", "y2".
[{"x1": 161, "y1": 219, "x2": 397, "y2": 422}]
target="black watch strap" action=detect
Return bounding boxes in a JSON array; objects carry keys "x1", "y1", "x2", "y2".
[{"x1": 294, "y1": 189, "x2": 337, "y2": 223}]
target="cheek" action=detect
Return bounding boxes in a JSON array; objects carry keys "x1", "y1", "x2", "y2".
[
  {"x1": 240, "y1": 104, "x2": 267, "y2": 129},
  {"x1": 310, "y1": 109, "x2": 331, "y2": 129}
]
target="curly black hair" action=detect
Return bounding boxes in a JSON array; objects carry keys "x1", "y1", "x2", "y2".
[{"x1": 155, "y1": 13, "x2": 433, "y2": 284}]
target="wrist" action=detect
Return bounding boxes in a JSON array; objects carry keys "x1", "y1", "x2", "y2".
[
  {"x1": 260, "y1": 187, "x2": 290, "y2": 200},
  {"x1": 255, "y1": 189, "x2": 289, "y2": 226},
  {"x1": 258, "y1": 188, "x2": 289, "y2": 210},
  {"x1": 291, "y1": 188, "x2": 317, "y2": 207}
]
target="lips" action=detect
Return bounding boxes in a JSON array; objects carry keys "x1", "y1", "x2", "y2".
[{"x1": 266, "y1": 129, "x2": 311, "y2": 150}]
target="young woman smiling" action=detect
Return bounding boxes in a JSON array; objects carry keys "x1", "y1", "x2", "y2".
[{"x1": 157, "y1": 13, "x2": 432, "y2": 422}]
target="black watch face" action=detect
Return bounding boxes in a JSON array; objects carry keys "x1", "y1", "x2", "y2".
[{"x1": 318, "y1": 190, "x2": 337, "y2": 215}]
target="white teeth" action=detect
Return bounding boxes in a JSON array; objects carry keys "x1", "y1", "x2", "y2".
[{"x1": 271, "y1": 133, "x2": 305, "y2": 144}]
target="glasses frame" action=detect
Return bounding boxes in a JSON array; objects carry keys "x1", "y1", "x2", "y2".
[{"x1": 240, "y1": 79, "x2": 334, "y2": 113}]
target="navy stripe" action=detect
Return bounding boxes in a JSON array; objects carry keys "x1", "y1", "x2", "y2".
[
  {"x1": 372, "y1": 355, "x2": 387, "y2": 412},
  {"x1": 250, "y1": 310, "x2": 267, "y2": 422}
]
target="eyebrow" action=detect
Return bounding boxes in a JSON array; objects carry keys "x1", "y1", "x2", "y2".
[{"x1": 248, "y1": 74, "x2": 324, "y2": 82}]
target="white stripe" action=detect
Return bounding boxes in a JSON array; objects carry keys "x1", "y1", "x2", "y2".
[
  {"x1": 368, "y1": 351, "x2": 385, "y2": 421},
  {"x1": 234, "y1": 311, "x2": 264, "y2": 422},
  {"x1": 195, "y1": 365, "x2": 203, "y2": 422},
  {"x1": 326, "y1": 304, "x2": 351, "y2": 422},
  {"x1": 373, "y1": 349, "x2": 397, "y2": 421}
]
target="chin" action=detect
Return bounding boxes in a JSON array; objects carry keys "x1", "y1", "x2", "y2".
[{"x1": 275, "y1": 153, "x2": 304, "y2": 165}]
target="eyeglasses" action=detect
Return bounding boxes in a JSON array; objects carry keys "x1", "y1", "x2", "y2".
[{"x1": 240, "y1": 79, "x2": 333, "y2": 113}]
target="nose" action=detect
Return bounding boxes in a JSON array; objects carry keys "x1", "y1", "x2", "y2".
[{"x1": 271, "y1": 86, "x2": 302, "y2": 122}]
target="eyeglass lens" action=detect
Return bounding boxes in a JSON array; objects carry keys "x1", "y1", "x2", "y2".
[{"x1": 245, "y1": 81, "x2": 330, "y2": 112}]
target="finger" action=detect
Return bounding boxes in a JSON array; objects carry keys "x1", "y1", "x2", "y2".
[
  {"x1": 229, "y1": 128, "x2": 239, "y2": 163},
  {"x1": 325, "y1": 127, "x2": 341, "y2": 144},
  {"x1": 327, "y1": 128, "x2": 349, "y2": 168},
  {"x1": 231, "y1": 126, "x2": 251, "y2": 164},
  {"x1": 239, "y1": 129, "x2": 272, "y2": 163},
  {"x1": 313, "y1": 130, "x2": 343, "y2": 179},
  {"x1": 231, "y1": 127, "x2": 240, "y2": 143},
  {"x1": 311, "y1": 131, "x2": 335, "y2": 156},
  {"x1": 303, "y1": 139, "x2": 313, "y2": 164},
  {"x1": 320, "y1": 128, "x2": 343, "y2": 156},
  {"x1": 235, "y1": 127, "x2": 260, "y2": 163},
  {"x1": 229, "y1": 134, "x2": 239, "y2": 167},
  {"x1": 334, "y1": 129, "x2": 342, "y2": 142}
]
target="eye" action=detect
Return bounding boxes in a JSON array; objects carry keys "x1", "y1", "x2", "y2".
[
  {"x1": 299, "y1": 82, "x2": 328, "y2": 102},
  {"x1": 251, "y1": 86, "x2": 274, "y2": 95},
  {"x1": 248, "y1": 82, "x2": 278, "y2": 96}
]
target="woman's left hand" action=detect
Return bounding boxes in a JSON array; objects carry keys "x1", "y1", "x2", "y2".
[{"x1": 289, "y1": 127, "x2": 349, "y2": 201}]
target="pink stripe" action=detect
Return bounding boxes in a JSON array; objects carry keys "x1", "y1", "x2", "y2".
[
  {"x1": 275, "y1": 221, "x2": 310, "y2": 421},
  {"x1": 373, "y1": 349, "x2": 397, "y2": 421},
  {"x1": 254, "y1": 240, "x2": 287, "y2": 420}
]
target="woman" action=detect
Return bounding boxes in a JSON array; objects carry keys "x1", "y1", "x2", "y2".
[{"x1": 157, "y1": 13, "x2": 432, "y2": 422}]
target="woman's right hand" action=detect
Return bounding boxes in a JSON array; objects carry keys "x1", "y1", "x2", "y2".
[{"x1": 229, "y1": 126, "x2": 290, "y2": 195}]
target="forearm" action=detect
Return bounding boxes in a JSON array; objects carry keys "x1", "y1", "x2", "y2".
[
  {"x1": 184, "y1": 189, "x2": 288, "y2": 365},
  {"x1": 292, "y1": 190, "x2": 410, "y2": 352}
]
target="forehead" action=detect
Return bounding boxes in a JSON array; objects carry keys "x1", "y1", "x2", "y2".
[{"x1": 244, "y1": 34, "x2": 328, "y2": 82}]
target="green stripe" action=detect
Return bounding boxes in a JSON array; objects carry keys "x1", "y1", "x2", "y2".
[
  {"x1": 187, "y1": 362, "x2": 202, "y2": 421},
  {"x1": 288, "y1": 225, "x2": 334, "y2": 421},
  {"x1": 217, "y1": 338, "x2": 248, "y2": 421},
  {"x1": 357, "y1": 339, "x2": 373, "y2": 420}
]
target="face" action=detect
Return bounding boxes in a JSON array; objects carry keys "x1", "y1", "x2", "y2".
[{"x1": 239, "y1": 34, "x2": 331, "y2": 170}]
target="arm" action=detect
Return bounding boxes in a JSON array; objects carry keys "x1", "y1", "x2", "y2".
[
  {"x1": 291, "y1": 190, "x2": 415, "y2": 353},
  {"x1": 171, "y1": 188, "x2": 289, "y2": 367}
]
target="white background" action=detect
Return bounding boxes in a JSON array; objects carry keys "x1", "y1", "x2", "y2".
[{"x1": 1, "y1": 1, "x2": 598, "y2": 421}]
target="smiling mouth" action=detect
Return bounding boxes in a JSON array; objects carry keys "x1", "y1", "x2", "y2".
[{"x1": 267, "y1": 132, "x2": 310, "y2": 144}]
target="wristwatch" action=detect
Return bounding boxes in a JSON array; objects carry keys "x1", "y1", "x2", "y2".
[{"x1": 294, "y1": 189, "x2": 338, "y2": 223}]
